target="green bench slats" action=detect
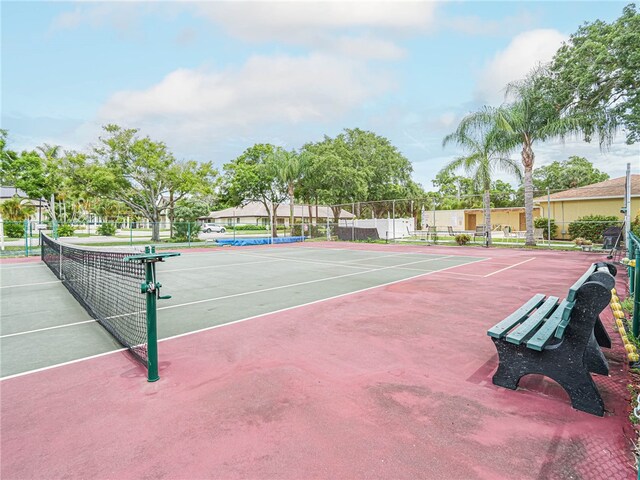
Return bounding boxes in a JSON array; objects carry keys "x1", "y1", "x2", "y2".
[
  {"x1": 505, "y1": 296, "x2": 559, "y2": 345},
  {"x1": 567, "y1": 264, "x2": 597, "y2": 302},
  {"x1": 487, "y1": 294, "x2": 546, "y2": 339},
  {"x1": 526, "y1": 299, "x2": 572, "y2": 351},
  {"x1": 554, "y1": 301, "x2": 576, "y2": 339}
]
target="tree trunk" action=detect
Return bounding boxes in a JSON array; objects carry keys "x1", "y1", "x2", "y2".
[
  {"x1": 169, "y1": 190, "x2": 174, "y2": 239},
  {"x1": 49, "y1": 194, "x2": 56, "y2": 222},
  {"x1": 522, "y1": 141, "x2": 535, "y2": 246},
  {"x1": 151, "y1": 216, "x2": 161, "y2": 242},
  {"x1": 272, "y1": 203, "x2": 279, "y2": 238},
  {"x1": 484, "y1": 189, "x2": 492, "y2": 245},
  {"x1": 288, "y1": 183, "x2": 294, "y2": 230},
  {"x1": 315, "y1": 196, "x2": 319, "y2": 226}
]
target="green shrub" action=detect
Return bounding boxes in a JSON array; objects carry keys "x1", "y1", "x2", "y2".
[
  {"x1": 631, "y1": 211, "x2": 640, "y2": 238},
  {"x1": 173, "y1": 222, "x2": 201, "y2": 241},
  {"x1": 97, "y1": 223, "x2": 117, "y2": 236},
  {"x1": 455, "y1": 233, "x2": 471, "y2": 245},
  {"x1": 291, "y1": 224, "x2": 321, "y2": 237},
  {"x1": 57, "y1": 224, "x2": 76, "y2": 237},
  {"x1": 567, "y1": 215, "x2": 619, "y2": 242},
  {"x1": 4, "y1": 221, "x2": 25, "y2": 238},
  {"x1": 232, "y1": 224, "x2": 265, "y2": 231},
  {"x1": 534, "y1": 217, "x2": 557, "y2": 239}
]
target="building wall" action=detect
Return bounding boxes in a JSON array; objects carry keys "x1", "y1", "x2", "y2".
[
  {"x1": 466, "y1": 208, "x2": 541, "y2": 232},
  {"x1": 539, "y1": 197, "x2": 639, "y2": 238},
  {"x1": 424, "y1": 209, "x2": 465, "y2": 230}
]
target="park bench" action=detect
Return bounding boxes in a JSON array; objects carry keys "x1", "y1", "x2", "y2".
[{"x1": 487, "y1": 262, "x2": 616, "y2": 416}]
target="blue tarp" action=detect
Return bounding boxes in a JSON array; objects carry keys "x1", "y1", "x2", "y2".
[{"x1": 216, "y1": 236, "x2": 305, "y2": 247}]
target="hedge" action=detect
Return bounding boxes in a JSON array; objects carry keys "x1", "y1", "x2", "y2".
[
  {"x1": 567, "y1": 215, "x2": 620, "y2": 242},
  {"x1": 534, "y1": 217, "x2": 557, "y2": 240}
]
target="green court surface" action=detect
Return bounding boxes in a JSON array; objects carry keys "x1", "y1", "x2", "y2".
[{"x1": 0, "y1": 247, "x2": 485, "y2": 378}]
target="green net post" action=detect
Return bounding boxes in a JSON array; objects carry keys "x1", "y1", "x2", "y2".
[
  {"x1": 187, "y1": 222, "x2": 191, "y2": 247},
  {"x1": 143, "y1": 246, "x2": 160, "y2": 382},
  {"x1": 125, "y1": 247, "x2": 180, "y2": 382},
  {"x1": 633, "y1": 244, "x2": 640, "y2": 338},
  {"x1": 24, "y1": 220, "x2": 29, "y2": 257},
  {"x1": 52, "y1": 220, "x2": 58, "y2": 240}
]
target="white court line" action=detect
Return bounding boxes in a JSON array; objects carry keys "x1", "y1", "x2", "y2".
[
  {"x1": 0, "y1": 280, "x2": 59, "y2": 289},
  {"x1": 157, "y1": 255, "x2": 457, "y2": 311},
  {"x1": 0, "y1": 348, "x2": 128, "y2": 381},
  {"x1": 158, "y1": 255, "x2": 458, "y2": 310},
  {"x1": 226, "y1": 249, "x2": 453, "y2": 271},
  {"x1": 0, "y1": 319, "x2": 95, "y2": 338},
  {"x1": 0, "y1": 254, "x2": 462, "y2": 338},
  {"x1": 159, "y1": 256, "x2": 483, "y2": 340},
  {"x1": 483, "y1": 257, "x2": 536, "y2": 277},
  {"x1": 163, "y1": 258, "x2": 281, "y2": 273},
  {"x1": 0, "y1": 264, "x2": 46, "y2": 270},
  {"x1": 225, "y1": 251, "x2": 372, "y2": 271},
  {"x1": 0, "y1": 255, "x2": 488, "y2": 381}
]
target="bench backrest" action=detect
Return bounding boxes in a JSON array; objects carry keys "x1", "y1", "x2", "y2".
[{"x1": 488, "y1": 262, "x2": 615, "y2": 350}]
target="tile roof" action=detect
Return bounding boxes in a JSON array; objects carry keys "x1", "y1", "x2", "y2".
[{"x1": 533, "y1": 175, "x2": 640, "y2": 202}]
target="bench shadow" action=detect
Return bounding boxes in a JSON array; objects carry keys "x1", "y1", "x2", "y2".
[{"x1": 466, "y1": 354, "x2": 498, "y2": 384}]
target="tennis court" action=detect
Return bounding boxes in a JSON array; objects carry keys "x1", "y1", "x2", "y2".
[{"x1": 0, "y1": 242, "x2": 636, "y2": 479}]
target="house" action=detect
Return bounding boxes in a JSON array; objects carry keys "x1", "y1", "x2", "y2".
[
  {"x1": 461, "y1": 206, "x2": 542, "y2": 232},
  {"x1": 533, "y1": 175, "x2": 640, "y2": 239},
  {"x1": 199, "y1": 201, "x2": 355, "y2": 226},
  {"x1": 425, "y1": 206, "x2": 542, "y2": 233}
]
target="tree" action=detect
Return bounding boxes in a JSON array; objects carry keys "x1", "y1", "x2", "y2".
[
  {"x1": 547, "y1": 4, "x2": 640, "y2": 145},
  {"x1": 3, "y1": 143, "x2": 65, "y2": 222},
  {"x1": 301, "y1": 128, "x2": 414, "y2": 220},
  {"x1": 0, "y1": 196, "x2": 35, "y2": 221},
  {"x1": 69, "y1": 125, "x2": 216, "y2": 241},
  {"x1": 223, "y1": 144, "x2": 288, "y2": 237},
  {"x1": 0, "y1": 130, "x2": 19, "y2": 186},
  {"x1": 490, "y1": 180, "x2": 519, "y2": 208},
  {"x1": 273, "y1": 149, "x2": 307, "y2": 228},
  {"x1": 533, "y1": 156, "x2": 609, "y2": 193},
  {"x1": 442, "y1": 125, "x2": 521, "y2": 244},
  {"x1": 173, "y1": 198, "x2": 211, "y2": 223},
  {"x1": 461, "y1": 69, "x2": 581, "y2": 245}
]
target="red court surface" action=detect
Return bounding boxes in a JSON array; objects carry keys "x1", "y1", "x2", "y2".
[{"x1": 1, "y1": 243, "x2": 637, "y2": 479}]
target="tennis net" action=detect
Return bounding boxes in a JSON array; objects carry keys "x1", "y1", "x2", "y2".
[{"x1": 41, "y1": 233, "x2": 149, "y2": 365}]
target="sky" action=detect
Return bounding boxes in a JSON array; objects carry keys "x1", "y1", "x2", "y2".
[{"x1": 2, "y1": 1, "x2": 639, "y2": 191}]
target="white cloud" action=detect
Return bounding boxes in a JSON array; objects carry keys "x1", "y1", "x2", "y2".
[
  {"x1": 95, "y1": 53, "x2": 394, "y2": 155},
  {"x1": 194, "y1": 1, "x2": 438, "y2": 40},
  {"x1": 474, "y1": 29, "x2": 567, "y2": 104}
]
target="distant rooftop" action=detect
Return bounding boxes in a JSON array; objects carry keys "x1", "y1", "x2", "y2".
[
  {"x1": 200, "y1": 201, "x2": 355, "y2": 220},
  {"x1": 533, "y1": 175, "x2": 640, "y2": 202},
  {"x1": 0, "y1": 186, "x2": 28, "y2": 199}
]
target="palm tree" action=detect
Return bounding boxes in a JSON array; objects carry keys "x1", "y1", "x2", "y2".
[
  {"x1": 0, "y1": 196, "x2": 36, "y2": 221},
  {"x1": 456, "y1": 69, "x2": 580, "y2": 245},
  {"x1": 442, "y1": 126, "x2": 521, "y2": 244},
  {"x1": 273, "y1": 149, "x2": 306, "y2": 230},
  {"x1": 36, "y1": 143, "x2": 63, "y2": 222}
]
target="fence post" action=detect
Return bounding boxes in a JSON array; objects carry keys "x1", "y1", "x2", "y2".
[
  {"x1": 130, "y1": 224, "x2": 133, "y2": 246},
  {"x1": 392, "y1": 200, "x2": 396, "y2": 242},
  {"x1": 326, "y1": 211, "x2": 330, "y2": 241},
  {"x1": 547, "y1": 187, "x2": 551, "y2": 248},
  {"x1": 633, "y1": 244, "x2": 640, "y2": 338},
  {"x1": 24, "y1": 220, "x2": 29, "y2": 257},
  {"x1": 351, "y1": 202, "x2": 355, "y2": 241},
  {"x1": 187, "y1": 222, "x2": 191, "y2": 246}
]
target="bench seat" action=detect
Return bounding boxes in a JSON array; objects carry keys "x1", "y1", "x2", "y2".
[{"x1": 486, "y1": 262, "x2": 616, "y2": 416}]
